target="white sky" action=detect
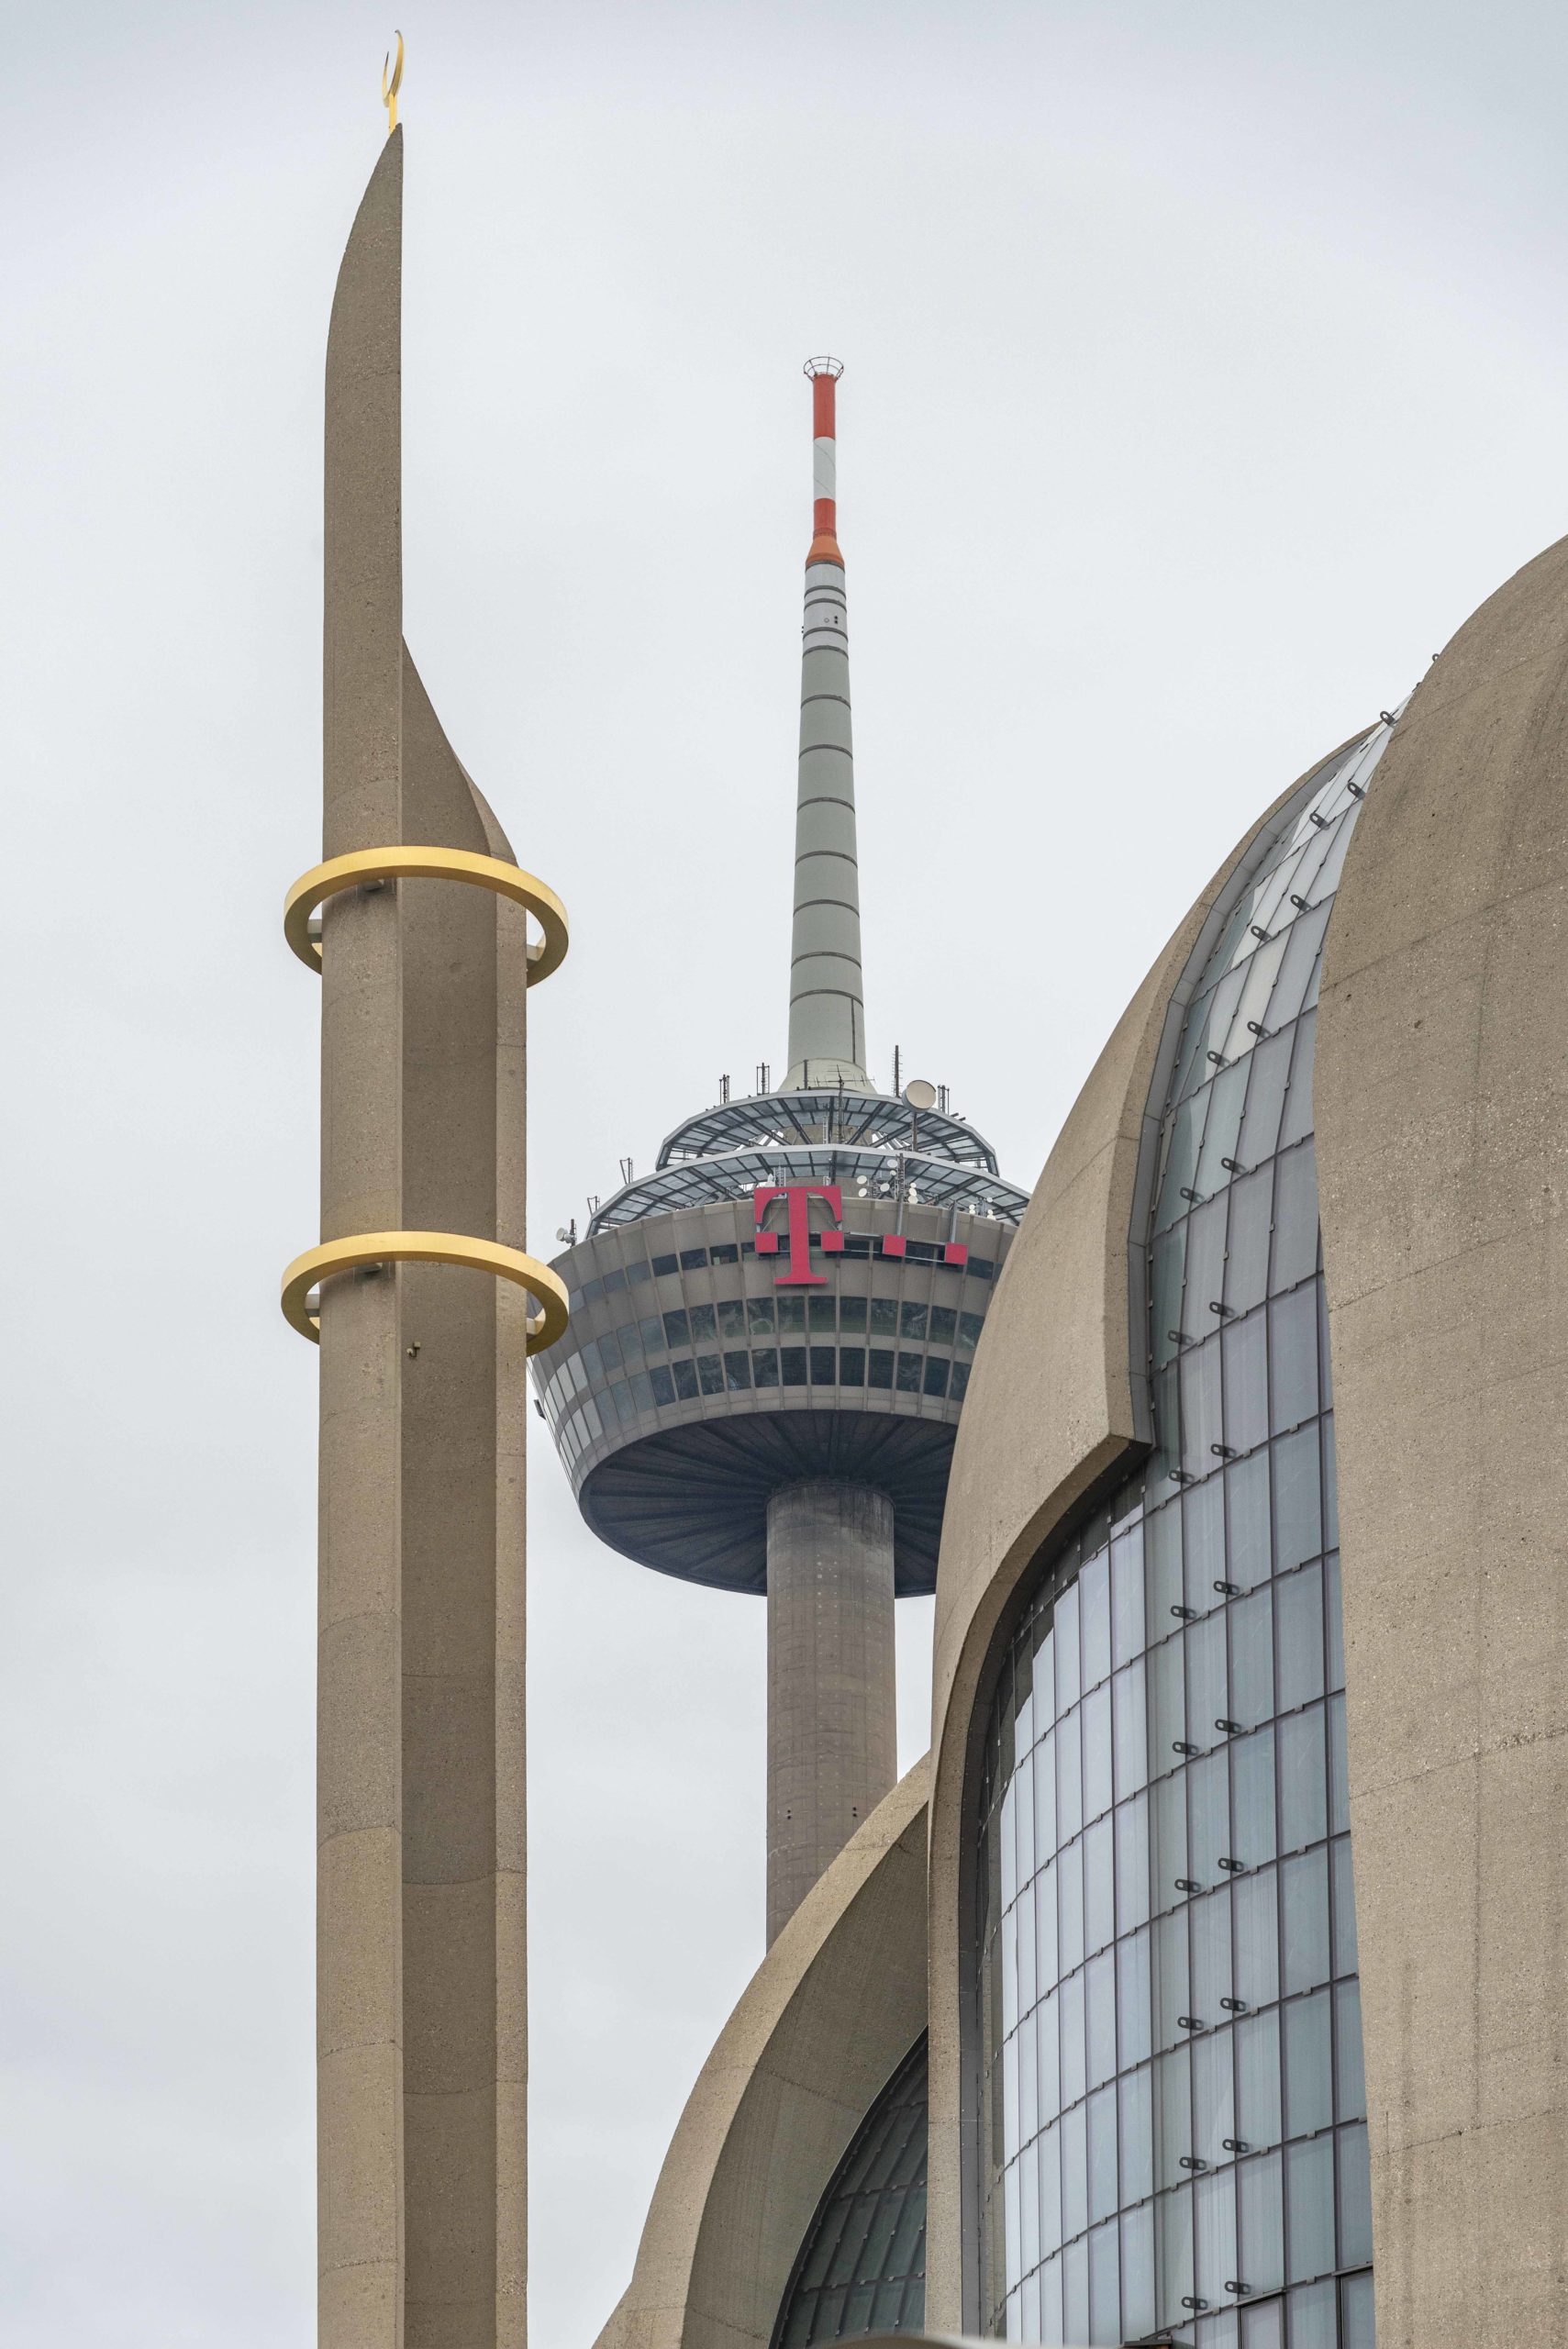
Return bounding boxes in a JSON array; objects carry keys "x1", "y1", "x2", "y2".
[{"x1": 4, "y1": 3, "x2": 1565, "y2": 2342}]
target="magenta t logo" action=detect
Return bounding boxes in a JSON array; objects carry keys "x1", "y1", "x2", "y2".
[{"x1": 753, "y1": 1184, "x2": 845, "y2": 1286}]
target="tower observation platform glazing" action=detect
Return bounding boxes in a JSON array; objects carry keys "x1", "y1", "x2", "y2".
[{"x1": 532, "y1": 361, "x2": 1030, "y2": 1940}]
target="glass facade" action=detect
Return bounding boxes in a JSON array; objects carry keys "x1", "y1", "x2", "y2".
[
  {"x1": 536, "y1": 1242, "x2": 998, "y2": 1470},
  {"x1": 774, "y1": 2037, "x2": 929, "y2": 2346},
  {"x1": 975, "y1": 722, "x2": 1393, "y2": 2349}
]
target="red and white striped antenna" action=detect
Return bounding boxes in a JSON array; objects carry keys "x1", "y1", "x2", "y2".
[{"x1": 804, "y1": 356, "x2": 844, "y2": 568}]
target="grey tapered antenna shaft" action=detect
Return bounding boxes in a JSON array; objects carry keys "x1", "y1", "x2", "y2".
[{"x1": 784, "y1": 359, "x2": 872, "y2": 1092}]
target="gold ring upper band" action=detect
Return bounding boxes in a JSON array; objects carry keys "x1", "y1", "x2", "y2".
[
  {"x1": 281, "y1": 1230, "x2": 570, "y2": 1353},
  {"x1": 284, "y1": 847, "x2": 568, "y2": 984}
]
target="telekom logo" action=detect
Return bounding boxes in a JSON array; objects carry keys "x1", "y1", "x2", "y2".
[{"x1": 753, "y1": 1184, "x2": 843, "y2": 1286}]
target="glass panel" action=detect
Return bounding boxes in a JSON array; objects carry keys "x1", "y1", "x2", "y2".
[
  {"x1": 1195, "y1": 2167, "x2": 1240, "y2": 2310},
  {"x1": 1118, "y1": 1923, "x2": 1152, "y2": 2067},
  {"x1": 1239, "y1": 2149, "x2": 1284, "y2": 2296},
  {"x1": 1089, "y1": 2216, "x2": 1121, "y2": 2343},
  {"x1": 1088, "y1": 2082, "x2": 1118, "y2": 2223},
  {"x1": 1333, "y1": 2123, "x2": 1371, "y2": 2264},
  {"x1": 1120, "y1": 2062, "x2": 1154, "y2": 2203},
  {"x1": 1124, "y1": 2202, "x2": 1156, "y2": 2340},
  {"x1": 1274, "y1": 1436, "x2": 1323, "y2": 1576},
  {"x1": 1236, "y1": 2007, "x2": 1282, "y2": 2152},
  {"x1": 1225, "y1": 1312, "x2": 1270, "y2": 1458},
  {"x1": 1271, "y1": 1146, "x2": 1319, "y2": 1293},
  {"x1": 1082, "y1": 1550, "x2": 1112, "y2": 1690},
  {"x1": 1186, "y1": 1479, "x2": 1227, "y2": 1613},
  {"x1": 1085, "y1": 1817, "x2": 1116, "y2": 1958},
  {"x1": 1328, "y1": 1696, "x2": 1350, "y2": 1838},
  {"x1": 1237, "y1": 1032, "x2": 1292, "y2": 1168},
  {"x1": 1084, "y1": 1685, "x2": 1114, "y2": 1823},
  {"x1": 1230, "y1": 1586, "x2": 1274, "y2": 1729},
  {"x1": 1115, "y1": 1664, "x2": 1150, "y2": 1802},
  {"x1": 1242, "y1": 2297, "x2": 1284, "y2": 2349},
  {"x1": 1229, "y1": 1454, "x2": 1273, "y2": 1589},
  {"x1": 1113, "y1": 1528, "x2": 1146, "y2": 1666},
  {"x1": 1158, "y1": 2181, "x2": 1195, "y2": 2327},
  {"x1": 1056, "y1": 1582, "x2": 1083, "y2": 1713},
  {"x1": 1330, "y1": 1839, "x2": 1358, "y2": 1979},
  {"x1": 1340, "y1": 2268, "x2": 1375, "y2": 2349},
  {"x1": 1334, "y1": 1983, "x2": 1365, "y2": 2120},
  {"x1": 1284, "y1": 1990, "x2": 1333, "y2": 2137},
  {"x1": 1191, "y1": 1885, "x2": 1232, "y2": 2035},
  {"x1": 1290, "y1": 2278, "x2": 1336, "y2": 2349},
  {"x1": 1233, "y1": 1723, "x2": 1278, "y2": 1868},
  {"x1": 1278, "y1": 1013, "x2": 1318, "y2": 1153},
  {"x1": 1185, "y1": 1199, "x2": 1229, "y2": 1326},
  {"x1": 1285, "y1": 2137, "x2": 1334, "y2": 2284},
  {"x1": 1269, "y1": 1288, "x2": 1318, "y2": 1433},
  {"x1": 1188, "y1": 1619, "x2": 1228, "y2": 1755},
  {"x1": 1193, "y1": 2023, "x2": 1236, "y2": 2166},
  {"x1": 1225, "y1": 1168, "x2": 1274, "y2": 1318},
  {"x1": 1277, "y1": 1565, "x2": 1326, "y2": 1712},
  {"x1": 1279, "y1": 1705, "x2": 1328, "y2": 1854},
  {"x1": 1283, "y1": 1849, "x2": 1331, "y2": 1995},
  {"x1": 746, "y1": 1297, "x2": 775, "y2": 1336},
  {"x1": 1062, "y1": 2100, "x2": 1088, "y2": 2241},
  {"x1": 1234, "y1": 1868, "x2": 1281, "y2": 2010}
]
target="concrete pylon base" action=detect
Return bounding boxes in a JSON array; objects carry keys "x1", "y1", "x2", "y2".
[{"x1": 765, "y1": 1479, "x2": 895, "y2": 1943}]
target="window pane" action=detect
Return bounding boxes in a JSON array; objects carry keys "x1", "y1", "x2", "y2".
[
  {"x1": 1193, "y1": 2022, "x2": 1236, "y2": 2166},
  {"x1": 1283, "y1": 1849, "x2": 1331, "y2": 1995},
  {"x1": 1335, "y1": 1982, "x2": 1366, "y2": 2120},
  {"x1": 1341, "y1": 2268, "x2": 1375, "y2": 2349},
  {"x1": 1229, "y1": 1454, "x2": 1273, "y2": 1589},
  {"x1": 1089, "y1": 2082, "x2": 1118, "y2": 2223},
  {"x1": 746, "y1": 1297, "x2": 775, "y2": 1335},
  {"x1": 1279, "y1": 1704, "x2": 1328, "y2": 1854},
  {"x1": 1290, "y1": 2278, "x2": 1337, "y2": 2349},
  {"x1": 1331, "y1": 1839, "x2": 1359, "y2": 1979},
  {"x1": 1113, "y1": 1529, "x2": 1146, "y2": 1666},
  {"x1": 1239, "y1": 2149, "x2": 1284, "y2": 2296},
  {"x1": 1226, "y1": 1167, "x2": 1274, "y2": 1318},
  {"x1": 1236, "y1": 2008, "x2": 1282, "y2": 2152},
  {"x1": 1115, "y1": 1665, "x2": 1150, "y2": 1802},
  {"x1": 1123, "y1": 2202, "x2": 1156, "y2": 2340},
  {"x1": 1118, "y1": 1923, "x2": 1152, "y2": 2068},
  {"x1": 1085, "y1": 1816, "x2": 1115, "y2": 1958},
  {"x1": 1271, "y1": 1145, "x2": 1318, "y2": 1293},
  {"x1": 1082, "y1": 1550, "x2": 1112, "y2": 1689},
  {"x1": 1284, "y1": 1989, "x2": 1332, "y2": 2137},
  {"x1": 1285, "y1": 2137, "x2": 1333, "y2": 2283},
  {"x1": 1195, "y1": 2167, "x2": 1240, "y2": 2310},
  {"x1": 1225, "y1": 1310, "x2": 1270, "y2": 1457},
  {"x1": 1237, "y1": 1032, "x2": 1292, "y2": 1168},
  {"x1": 1234, "y1": 1867, "x2": 1281, "y2": 2010},
  {"x1": 1230, "y1": 1586, "x2": 1275, "y2": 1731},
  {"x1": 1120, "y1": 2062, "x2": 1154, "y2": 2203},
  {"x1": 1277, "y1": 1564, "x2": 1326, "y2": 1711},
  {"x1": 1233, "y1": 1724, "x2": 1278, "y2": 1867}
]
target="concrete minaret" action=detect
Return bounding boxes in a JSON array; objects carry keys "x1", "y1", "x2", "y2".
[
  {"x1": 784, "y1": 359, "x2": 872, "y2": 1092},
  {"x1": 283, "y1": 102, "x2": 569, "y2": 2347}
]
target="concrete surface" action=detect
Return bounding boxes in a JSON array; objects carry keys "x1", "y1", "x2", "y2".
[
  {"x1": 766, "y1": 1481, "x2": 896, "y2": 1943},
  {"x1": 1318, "y1": 533, "x2": 1568, "y2": 2349}
]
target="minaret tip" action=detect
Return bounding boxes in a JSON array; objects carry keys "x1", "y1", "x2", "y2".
[{"x1": 382, "y1": 31, "x2": 405, "y2": 135}]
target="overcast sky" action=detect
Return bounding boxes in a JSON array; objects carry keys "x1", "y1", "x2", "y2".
[{"x1": 4, "y1": 3, "x2": 1567, "y2": 2343}]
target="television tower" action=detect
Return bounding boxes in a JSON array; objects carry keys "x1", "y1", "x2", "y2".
[{"x1": 536, "y1": 362, "x2": 1029, "y2": 1943}]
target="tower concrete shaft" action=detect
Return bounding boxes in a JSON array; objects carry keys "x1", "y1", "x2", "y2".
[
  {"x1": 765, "y1": 1481, "x2": 896, "y2": 1943},
  {"x1": 785, "y1": 360, "x2": 871, "y2": 1092},
  {"x1": 316, "y1": 128, "x2": 529, "y2": 2347}
]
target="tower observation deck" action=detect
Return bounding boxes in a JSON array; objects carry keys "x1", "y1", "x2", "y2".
[{"x1": 535, "y1": 361, "x2": 1029, "y2": 1940}]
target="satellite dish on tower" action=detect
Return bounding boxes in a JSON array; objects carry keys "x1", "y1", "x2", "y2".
[{"x1": 903, "y1": 1078, "x2": 938, "y2": 1112}]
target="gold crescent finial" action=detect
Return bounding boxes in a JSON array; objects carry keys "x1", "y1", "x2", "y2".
[{"x1": 382, "y1": 32, "x2": 405, "y2": 133}]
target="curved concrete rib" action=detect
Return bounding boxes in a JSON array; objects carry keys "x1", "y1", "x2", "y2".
[
  {"x1": 1317, "y1": 533, "x2": 1568, "y2": 2349},
  {"x1": 595, "y1": 1761, "x2": 929, "y2": 2349}
]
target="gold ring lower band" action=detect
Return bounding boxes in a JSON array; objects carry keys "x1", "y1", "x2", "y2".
[
  {"x1": 281, "y1": 1231, "x2": 570, "y2": 1353},
  {"x1": 284, "y1": 847, "x2": 568, "y2": 984}
]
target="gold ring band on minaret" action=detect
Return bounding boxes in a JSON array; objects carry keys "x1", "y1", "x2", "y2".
[
  {"x1": 284, "y1": 846, "x2": 568, "y2": 983},
  {"x1": 281, "y1": 1231, "x2": 570, "y2": 1352}
]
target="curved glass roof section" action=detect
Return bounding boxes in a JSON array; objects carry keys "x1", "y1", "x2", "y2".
[
  {"x1": 588, "y1": 1142, "x2": 1029, "y2": 1234},
  {"x1": 658, "y1": 1091, "x2": 1000, "y2": 1174},
  {"x1": 773, "y1": 2036, "x2": 929, "y2": 2346}
]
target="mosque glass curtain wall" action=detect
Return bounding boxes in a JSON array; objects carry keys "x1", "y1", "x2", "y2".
[
  {"x1": 976, "y1": 724, "x2": 1392, "y2": 2349},
  {"x1": 773, "y1": 2038, "x2": 929, "y2": 2346}
]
